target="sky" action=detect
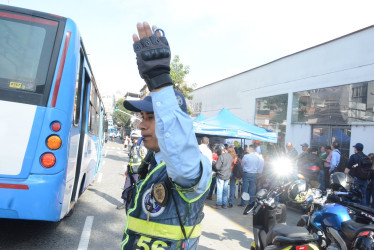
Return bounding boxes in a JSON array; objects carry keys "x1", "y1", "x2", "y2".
[{"x1": 3, "y1": 0, "x2": 374, "y2": 96}]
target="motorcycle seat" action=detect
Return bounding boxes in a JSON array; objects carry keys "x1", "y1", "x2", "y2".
[
  {"x1": 341, "y1": 220, "x2": 374, "y2": 242},
  {"x1": 266, "y1": 224, "x2": 311, "y2": 246},
  {"x1": 347, "y1": 202, "x2": 374, "y2": 215}
]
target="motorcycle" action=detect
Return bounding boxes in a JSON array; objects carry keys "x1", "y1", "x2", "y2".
[
  {"x1": 242, "y1": 179, "x2": 319, "y2": 250},
  {"x1": 293, "y1": 180, "x2": 374, "y2": 249},
  {"x1": 328, "y1": 172, "x2": 374, "y2": 225}
]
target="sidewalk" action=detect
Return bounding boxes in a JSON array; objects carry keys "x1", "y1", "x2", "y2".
[{"x1": 199, "y1": 196, "x2": 254, "y2": 250}]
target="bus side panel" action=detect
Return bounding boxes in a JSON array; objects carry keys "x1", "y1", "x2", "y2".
[{"x1": 52, "y1": 20, "x2": 82, "y2": 219}]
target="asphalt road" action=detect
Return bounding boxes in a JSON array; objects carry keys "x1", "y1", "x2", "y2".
[
  {"x1": 0, "y1": 141, "x2": 128, "y2": 250},
  {"x1": 0, "y1": 140, "x2": 302, "y2": 250}
]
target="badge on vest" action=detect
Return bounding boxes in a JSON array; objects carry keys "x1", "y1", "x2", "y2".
[
  {"x1": 142, "y1": 187, "x2": 165, "y2": 217},
  {"x1": 152, "y1": 182, "x2": 169, "y2": 207}
]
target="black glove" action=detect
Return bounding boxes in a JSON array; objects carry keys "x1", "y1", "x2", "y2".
[{"x1": 133, "y1": 29, "x2": 172, "y2": 91}]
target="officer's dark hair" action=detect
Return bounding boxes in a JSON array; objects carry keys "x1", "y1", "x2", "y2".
[
  {"x1": 332, "y1": 141, "x2": 340, "y2": 149},
  {"x1": 201, "y1": 137, "x2": 209, "y2": 145}
]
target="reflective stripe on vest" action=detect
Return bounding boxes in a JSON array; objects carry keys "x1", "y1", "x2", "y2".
[
  {"x1": 127, "y1": 216, "x2": 202, "y2": 240},
  {"x1": 122, "y1": 162, "x2": 166, "y2": 249}
]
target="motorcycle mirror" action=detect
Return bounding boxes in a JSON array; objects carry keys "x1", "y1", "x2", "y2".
[{"x1": 242, "y1": 192, "x2": 250, "y2": 201}]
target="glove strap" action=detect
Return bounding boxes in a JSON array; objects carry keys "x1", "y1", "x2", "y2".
[{"x1": 146, "y1": 73, "x2": 173, "y2": 91}]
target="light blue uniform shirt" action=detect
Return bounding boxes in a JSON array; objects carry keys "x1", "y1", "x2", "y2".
[
  {"x1": 330, "y1": 149, "x2": 341, "y2": 173},
  {"x1": 151, "y1": 86, "x2": 211, "y2": 193}
]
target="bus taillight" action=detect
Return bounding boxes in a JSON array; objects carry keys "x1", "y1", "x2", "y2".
[
  {"x1": 51, "y1": 121, "x2": 61, "y2": 132},
  {"x1": 41, "y1": 153, "x2": 56, "y2": 168},
  {"x1": 46, "y1": 135, "x2": 62, "y2": 150}
]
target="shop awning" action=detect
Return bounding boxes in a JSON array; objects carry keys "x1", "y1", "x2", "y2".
[{"x1": 193, "y1": 108, "x2": 278, "y2": 143}]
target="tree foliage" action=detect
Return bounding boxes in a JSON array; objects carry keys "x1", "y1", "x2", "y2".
[
  {"x1": 112, "y1": 98, "x2": 132, "y2": 128},
  {"x1": 170, "y1": 55, "x2": 196, "y2": 101}
]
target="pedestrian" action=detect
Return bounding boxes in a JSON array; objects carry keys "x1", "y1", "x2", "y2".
[
  {"x1": 307, "y1": 148, "x2": 324, "y2": 189},
  {"x1": 329, "y1": 141, "x2": 341, "y2": 174},
  {"x1": 323, "y1": 146, "x2": 332, "y2": 188},
  {"x1": 207, "y1": 144, "x2": 218, "y2": 200},
  {"x1": 253, "y1": 140, "x2": 262, "y2": 155},
  {"x1": 117, "y1": 131, "x2": 147, "y2": 210},
  {"x1": 239, "y1": 147, "x2": 260, "y2": 206},
  {"x1": 297, "y1": 143, "x2": 309, "y2": 170},
  {"x1": 213, "y1": 144, "x2": 232, "y2": 209},
  {"x1": 120, "y1": 22, "x2": 211, "y2": 250},
  {"x1": 366, "y1": 153, "x2": 374, "y2": 207},
  {"x1": 227, "y1": 146, "x2": 241, "y2": 208},
  {"x1": 318, "y1": 146, "x2": 328, "y2": 190},
  {"x1": 199, "y1": 137, "x2": 212, "y2": 166},
  {"x1": 345, "y1": 143, "x2": 372, "y2": 206}
]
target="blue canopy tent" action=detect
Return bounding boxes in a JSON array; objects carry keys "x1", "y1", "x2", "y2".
[
  {"x1": 193, "y1": 113, "x2": 206, "y2": 122},
  {"x1": 193, "y1": 108, "x2": 278, "y2": 143}
]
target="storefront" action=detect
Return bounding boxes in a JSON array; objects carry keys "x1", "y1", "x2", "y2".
[{"x1": 190, "y1": 26, "x2": 374, "y2": 156}]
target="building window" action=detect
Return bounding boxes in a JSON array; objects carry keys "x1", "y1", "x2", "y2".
[
  {"x1": 255, "y1": 94, "x2": 288, "y2": 146},
  {"x1": 292, "y1": 81, "x2": 374, "y2": 125}
]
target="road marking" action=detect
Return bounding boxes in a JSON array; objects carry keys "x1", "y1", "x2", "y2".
[
  {"x1": 97, "y1": 173, "x2": 103, "y2": 183},
  {"x1": 102, "y1": 160, "x2": 106, "y2": 166},
  {"x1": 77, "y1": 216, "x2": 94, "y2": 250},
  {"x1": 104, "y1": 150, "x2": 107, "y2": 157}
]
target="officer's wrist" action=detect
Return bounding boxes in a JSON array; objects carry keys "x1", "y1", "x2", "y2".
[{"x1": 145, "y1": 73, "x2": 173, "y2": 92}]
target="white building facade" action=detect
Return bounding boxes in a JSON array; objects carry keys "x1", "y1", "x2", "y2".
[{"x1": 190, "y1": 26, "x2": 374, "y2": 156}]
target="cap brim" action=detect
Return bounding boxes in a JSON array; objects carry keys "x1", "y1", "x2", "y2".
[{"x1": 123, "y1": 99, "x2": 153, "y2": 112}]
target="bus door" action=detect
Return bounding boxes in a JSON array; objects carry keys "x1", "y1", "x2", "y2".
[{"x1": 71, "y1": 66, "x2": 91, "y2": 202}]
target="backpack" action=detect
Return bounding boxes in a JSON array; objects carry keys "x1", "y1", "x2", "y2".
[
  {"x1": 355, "y1": 153, "x2": 372, "y2": 180},
  {"x1": 336, "y1": 151, "x2": 348, "y2": 173},
  {"x1": 232, "y1": 159, "x2": 244, "y2": 179}
]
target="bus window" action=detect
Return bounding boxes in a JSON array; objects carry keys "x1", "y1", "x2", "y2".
[
  {"x1": 73, "y1": 51, "x2": 84, "y2": 126},
  {"x1": 0, "y1": 11, "x2": 58, "y2": 96}
]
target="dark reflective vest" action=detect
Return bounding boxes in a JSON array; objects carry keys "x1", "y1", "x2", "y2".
[{"x1": 121, "y1": 161, "x2": 211, "y2": 250}]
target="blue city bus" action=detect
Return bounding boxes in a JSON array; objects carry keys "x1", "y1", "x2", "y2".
[{"x1": 0, "y1": 5, "x2": 105, "y2": 221}]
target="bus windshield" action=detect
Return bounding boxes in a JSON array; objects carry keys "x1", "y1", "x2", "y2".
[{"x1": 0, "y1": 11, "x2": 58, "y2": 94}]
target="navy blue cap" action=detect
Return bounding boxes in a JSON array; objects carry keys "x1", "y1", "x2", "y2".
[
  {"x1": 123, "y1": 89, "x2": 187, "y2": 114},
  {"x1": 353, "y1": 143, "x2": 364, "y2": 151}
]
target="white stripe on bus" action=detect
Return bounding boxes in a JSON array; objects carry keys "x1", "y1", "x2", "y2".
[{"x1": 77, "y1": 216, "x2": 94, "y2": 250}]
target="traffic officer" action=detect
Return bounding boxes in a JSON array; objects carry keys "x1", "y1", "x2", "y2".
[
  {"x1": 117, "y1": 130, "x2": 147, "y2": 210},
  {"x1": 120, "y1": 22, "x2": 211, "y2": 250}
]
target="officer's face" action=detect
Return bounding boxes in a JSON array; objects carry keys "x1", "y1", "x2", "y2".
[{"x1": 139, "y1": 111, "x2": 160, "y2": 152}]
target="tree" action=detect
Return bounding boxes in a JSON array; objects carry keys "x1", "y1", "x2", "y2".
[
  {"x1": 112, "y1": 98, "x2": 131, "y2": 128},
  {"x1": 170, "y1": 55, "x2": 196, "y2": 101}
]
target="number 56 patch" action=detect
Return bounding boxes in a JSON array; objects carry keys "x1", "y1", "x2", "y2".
[{"x1": 133, "y1": 235, "x2": 171, "y2": 250}]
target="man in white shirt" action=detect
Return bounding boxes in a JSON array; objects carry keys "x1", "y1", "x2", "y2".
[{"x1": 199, "y1": 137, "x2": 212, "y2": 166}]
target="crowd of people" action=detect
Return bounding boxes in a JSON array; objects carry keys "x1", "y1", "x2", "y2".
[
  {"x1": 199, "y1": 137, "x2": 264, "y2": 209},
  {"x1": 200, "y1": 137, "x2": 374, "y2": 209}
]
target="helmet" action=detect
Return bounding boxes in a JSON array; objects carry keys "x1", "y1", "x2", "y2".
[
  {"x1": 330, "y1": 172, "x2": 354, "y2": 192},
  {"x1": 288, "y1": 180, "x2": 312, "y2": 204},
  {"x1": 353, "y1": 231, "x2": 374, "y2": 250},
  {"x1": 215, "y1": 144, "x2": 225, "y2": 155},
  {"x1": 130, "y1": 130, "x2": 142, "y2": 139}
]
